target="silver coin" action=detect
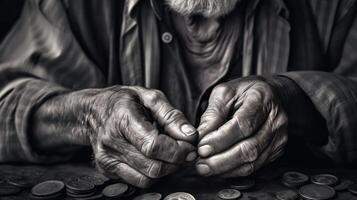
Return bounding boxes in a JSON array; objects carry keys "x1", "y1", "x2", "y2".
[
  {"x1": 102, "y1": 183, "x2": 128, "y2": 198},
  {"x1": 31, "y1": 180, "x2": 65, "y2": 197},
  {"x1": 164, "y1": 192, "x2": 196, "y2": 200},
  {"x1": 299, "y1": 184, "x2": 335, "y2": 200},
  {"x1": 282, "y1": 171, "x2": 309, "y2": 188},
  {"x1": 133, "y1": 193, "x2": 162, "y2": 200},
  {"x1": 217, "y1": 189, "x2": 242, "y2": 200},
  {"x1": 310, "y1": 174, "x2": 339, "y2": 186}
]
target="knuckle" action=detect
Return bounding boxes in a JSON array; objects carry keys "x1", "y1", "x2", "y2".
[
  {"x1": 212, "y1": 84, "x2": 234, "y2": 97},
  {"x1": 141, "y1": 135, "x2": 157, "y2": 158},
  {"x1": 240, "y1": 141, "x2": 259, "y2": 162},
  {"x1": 145, "y1": 89, "x2": 165, "y2": 106},
  {"x1": 163, "y1": 108, "x2": 183, "y2": 124},
  {"x1": 235, "y1": 116, "x2": 253, "y2": 137},
  {"x1": 146, "y1": 161, "x2": 163, "y2": 179}
]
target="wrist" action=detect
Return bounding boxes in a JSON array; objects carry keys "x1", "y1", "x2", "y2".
[{"x1": 31, "y1": 89, "x2": 102, "y2": 151}]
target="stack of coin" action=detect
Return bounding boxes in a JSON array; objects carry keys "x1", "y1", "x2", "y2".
[
  {"x1": 281, "y1": 171, "x2": 309, "y2": 188},
  {"x1": 30, "y1": 180, "x2": 66, "y2": 200},
  {"x1": 310, "y1": 174, "x2": 339, "y2": 186},
  {"x1": 66, "y1": 178, "x2": 97, "y2": 199},
  {"x1": 133, "y1": 192, "x2": 162, "y2": 200},
  {"x1": 78, "y1": 175, "x2": 109, "y2": 190}
]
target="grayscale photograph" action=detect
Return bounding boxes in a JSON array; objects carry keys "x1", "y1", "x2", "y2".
[{"x1": 0, "y1": 0, "x2": 357, "y2": 199}]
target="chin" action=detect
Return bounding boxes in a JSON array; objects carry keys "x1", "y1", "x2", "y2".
[{"x1": 165, "y1": 0, "x2": 239, "y2": 18}]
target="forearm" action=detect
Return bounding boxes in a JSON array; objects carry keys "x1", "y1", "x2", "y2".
[{"x1": 31, "y1": 89, "x2": 101, "y2": 153}]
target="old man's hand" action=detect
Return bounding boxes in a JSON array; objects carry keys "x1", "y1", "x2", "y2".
[
  {"x1": 88, "y1": 86, "x2": 197, "y2": 188},
  {"x1": 196, "y1": 77, "x2": 288, "y2": 177}
]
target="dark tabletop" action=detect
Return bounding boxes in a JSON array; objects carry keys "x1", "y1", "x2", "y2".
[{"x1": 0, "y1": 163, "x2": 357, "y2": 200}]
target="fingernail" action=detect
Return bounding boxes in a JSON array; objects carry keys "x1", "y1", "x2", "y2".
[
  {"x1": 181, "y1": 124, "x2": 197, "y2": 136},
  {"x1": 198, "y1": 145, "x2": 214, "y2": 157},
  {"x1": 185, "y1": 151, "x2": 197, "y2": 162},
  {"x1": 196, "y1": 164, "x2": 211, "y2": 176}
]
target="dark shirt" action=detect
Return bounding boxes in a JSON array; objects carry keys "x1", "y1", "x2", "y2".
[
  {"x1": 0, "y1": 0, "x2": 357, "y2": 166},
  {"x1": 161, "y1": 4, "x2": 244, "y2": 123}
]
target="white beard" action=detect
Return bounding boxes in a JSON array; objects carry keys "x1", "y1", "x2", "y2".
[{"x1": 165, "y1": 0, "x2": 239, "y2": 18}]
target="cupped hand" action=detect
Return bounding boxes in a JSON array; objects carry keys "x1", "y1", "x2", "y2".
[
  {"x1": 196, "y1": 77, "x2": 288, "y2": 177},
  {"x1": 87, "y1": 86, "x2": 198, "y2": 188}
]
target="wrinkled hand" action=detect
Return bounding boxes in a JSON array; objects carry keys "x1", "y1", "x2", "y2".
[
  {"x1": 196, "y1": 77, "x2": 288, "y2": 177},
  {"x1": 87, "y1": 86, "x2": 197, "y2": 188}
]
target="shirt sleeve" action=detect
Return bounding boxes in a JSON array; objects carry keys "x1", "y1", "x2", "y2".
[
  {"x1": 269, "y1": 5, "x2": 357, "y2": 165},
  {"x1": 0, "y1": 0, "x2": 103, "y2": 163}
]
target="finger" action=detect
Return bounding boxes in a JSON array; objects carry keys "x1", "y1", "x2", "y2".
[
  {"x1": 220, "y1": 118, "x2": 287, "y2": 178},
  {"x1": 197, "y1": 84, "x2": 236, "y2": 139},
  {"x1": 132, "y1": 87, "x2": 197, "y2": 143},
  {"x1": 198, "y1": 118, "x2": 243, "y2": 158},
  {"x1": 115, "y1": 104, "x2": 196, "y2": 163},
  {"x1": 101, "y1": 136, "x2": 179, "y2": 179},
  {"x1": 268, "y1": 149, "x2": 285, "y2": 163},
  {"x1": 95, "y1": 149, "x2": 154, "y2": 188},
  {"x1": 197, "y1": 86, "x2": 270, "y2": 158},
  {"x1": 196, "y1": 111, "x2": 278, "y2": 176}
]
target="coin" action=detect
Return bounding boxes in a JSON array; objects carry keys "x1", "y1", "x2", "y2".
[
  {"x1": 348, "y1": 183, "x2": 357, "y2": 195},
  {"x1": 66, "y1": 191, "x2": 96, "y2": 198},
  {"x1": 334, "y1": 179, "x2": 353, "y2": 191},
  {"x1": 282, "y1": 171, "x2": 309, "y2": 188},
  {"x1": 217, "y1": 189, "x2": 242, "y2": 200},
  {"x1": 0, "y1": 182, "x2": 22, "y2": 196},
  {"x1": 29, "y1": 192, "x2": 65, "y2": 200},
  {"x1": 102, "y1": 183, "x2": 129, "y2": 198},
  {"x1": 229, "y1": 177, "x2": 255, "y2": 190},
  {"x1": 31, "y1": 180, "x2": 65, "y2": 197},
  {"x1": 275, "y1": 190, "x2": 298, "y2": 200},
  {"x1": 79, "y1": 175, "x2": 106, "y2": 188},
  {"x1": 310, "y1": 174, "x2": 339, "y2": 186},
  {"x1": 66, "y1": 178, "x2": 95, "y2": 194},
  {"x1": 299, "y1": 184, "x2": 335, "y2": 200},
  {"x1": 133, "y1": 193, "x2": 162, "y2": 200},
  {"x1": 164, "y1": 192, "x2": 196, "y2": 200}
]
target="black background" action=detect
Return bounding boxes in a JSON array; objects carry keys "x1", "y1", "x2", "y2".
[{"x1": 0, "y1": 0, "x2": 24, "y2": 42}]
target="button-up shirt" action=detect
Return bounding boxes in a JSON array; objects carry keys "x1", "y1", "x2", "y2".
[{"x1": 1, "y1": 0, "x2": 357, "y2": 166}]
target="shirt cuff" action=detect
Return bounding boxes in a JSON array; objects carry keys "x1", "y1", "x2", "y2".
[{"x1": 0, "y1": 78, "x2": 72, "y2": 163}]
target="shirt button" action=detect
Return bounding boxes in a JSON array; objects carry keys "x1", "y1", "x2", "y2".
[{"x1": 162, "y1": 32, "x2": 173, "y2": 43}]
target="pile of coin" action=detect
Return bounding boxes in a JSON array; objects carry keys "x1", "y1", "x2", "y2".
[
  {"x1": 278, "y1": 171, "x2": 356, "y2": 200},
  {"x1": 1, "y1": 169, "x2": 357, "y2": 200},
  {"x1": 66, "y1": 178, "x2": 97, "y2": 198}
]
